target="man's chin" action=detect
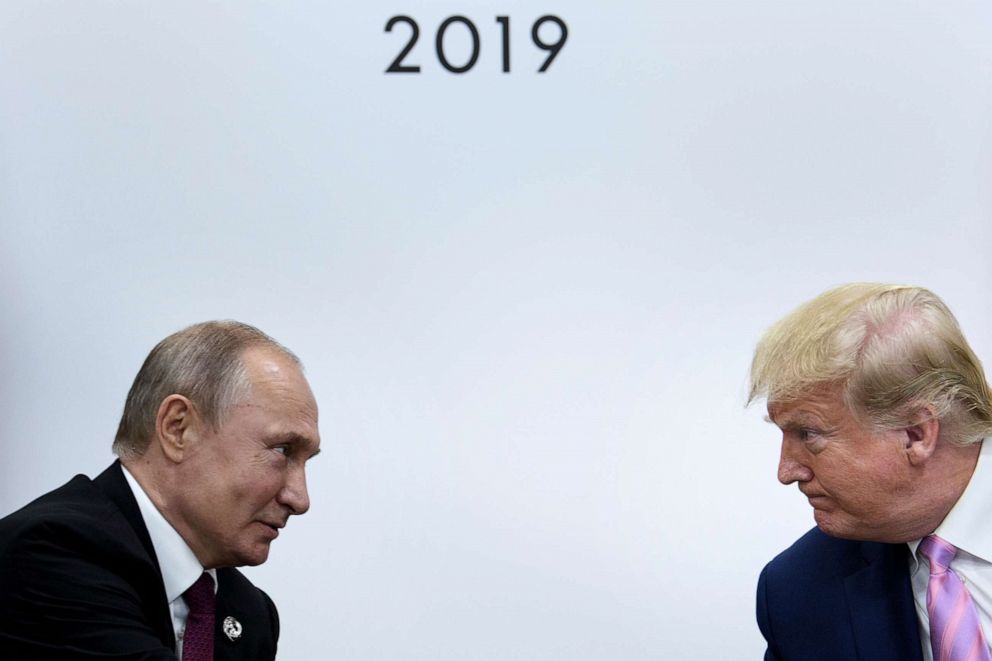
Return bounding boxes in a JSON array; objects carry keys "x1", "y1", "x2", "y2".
[
  {"x1": 813, "y1": 510, "x2": 883, "y2": 541},
  {"x1": 234, "y1": 543, "x2": 272, "y2": 567},
  {"x1": 813, "y1": 509, "x2": 855, "y2": 539}
]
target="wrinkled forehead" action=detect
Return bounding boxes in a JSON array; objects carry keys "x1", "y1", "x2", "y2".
[{"x1": 766, "y1": 384, "x2": 849, "y2": 427}]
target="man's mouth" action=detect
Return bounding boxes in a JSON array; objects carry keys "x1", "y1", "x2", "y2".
[{"x1": 258, "y1": 521, "x2": 284, "y2": 537}]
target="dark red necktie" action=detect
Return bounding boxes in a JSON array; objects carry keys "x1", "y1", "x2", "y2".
[{"x1": 182, "y1": 572, "x2": 215, "y2": 661}]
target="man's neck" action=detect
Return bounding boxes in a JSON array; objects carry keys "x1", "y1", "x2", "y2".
[{"x1": 908, "y1": 440, "x2": 983, "y2": 541}]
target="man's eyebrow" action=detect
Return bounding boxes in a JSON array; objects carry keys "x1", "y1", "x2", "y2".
[
  {"x1": 764, "y1": 411, "x2": 806, "y2": 427},
  {"x1": 764, "y1": 412, "x2": 794, "y2": 426},
  {"x1": 766, "y1": 409, "x2": 831, "y2": 431},
  {"x1": 269, "y1": 432, "x2": 321, "y2": 456}
]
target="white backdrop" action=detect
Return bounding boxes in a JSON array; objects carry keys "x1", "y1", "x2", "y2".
[{"x1": 1, "y1": 2, "x2": 990, "y2": 659}]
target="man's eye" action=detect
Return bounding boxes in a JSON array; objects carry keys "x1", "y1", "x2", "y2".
[
  {"x1": 273, "y1": 446, "x2": 289, "y2": 456},
  {"x1": 798, "y1": 428, "x2": 818, "y2": 442}
]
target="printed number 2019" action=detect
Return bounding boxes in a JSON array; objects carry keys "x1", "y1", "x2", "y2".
[{"x1": 385, "y1": 15, "x2": 568, "y2": 74}]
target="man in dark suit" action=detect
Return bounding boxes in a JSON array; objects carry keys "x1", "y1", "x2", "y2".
[
  {"x1": 0, "y1": 321, "x2": 321, "y2": 660},
  {"x1": 749, "y1": 284, "x2": 992, "y2": 661}
]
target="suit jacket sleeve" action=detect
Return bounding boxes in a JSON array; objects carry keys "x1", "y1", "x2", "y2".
[{"x1": 757, "y1": 565, "x2": 783, "y2": 661}]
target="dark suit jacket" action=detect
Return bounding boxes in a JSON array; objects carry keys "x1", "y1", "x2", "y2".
[
  {"x1": 0, "y1": 462, "x2": 279, "y2": 660},
  {"x1": 757, "y1": 527, "x2": 923, "y2": 661}
]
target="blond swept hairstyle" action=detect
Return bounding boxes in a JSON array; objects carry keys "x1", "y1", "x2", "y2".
[
  {"x1": 748, "y1": 283, "x2": 992, "y2": 445},
  {"x1": 112, "y1": 320, "x2": 300, "y2": 460}
]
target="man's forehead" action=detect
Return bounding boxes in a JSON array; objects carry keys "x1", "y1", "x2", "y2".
[
  {"x1": 242, "y1": 345, "x2": 304, "y2": 380},
  {"x1": 767, "y1": 389, "x2": 845, "y2": 426},
  {"x1": 241, "y1": 348, "x2": 316, "y2": 403}
]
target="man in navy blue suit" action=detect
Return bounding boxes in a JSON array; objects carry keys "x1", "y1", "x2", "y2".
[{"x1": 749, "y1": 284, "x2": 992, "y2": 661}]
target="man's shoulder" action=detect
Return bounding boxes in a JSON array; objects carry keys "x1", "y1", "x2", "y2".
[
  {"x1": 0, "y1": 464, "x2": 161, "y2": 580},
  {"x1": 757, "y1": 528, "x2": 920, "y2": 661},
  {"x1": 763, "y1": 527, "x2": 874, "y2": 584},
  {"x1": 0, "y1": 466, "x2": 176, "y2": 659},
  {"x1": 759, "y1": 527, "x2": 912, "y2": 627},
  {"x1": 0, "y1": 473, "x2": 112, "y2": 542}
]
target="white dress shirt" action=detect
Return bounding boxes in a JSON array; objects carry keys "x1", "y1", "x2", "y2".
[
  {"x1": 907, "y1": 439, "x2": 992, "y2": 661},
  {"x1": 121, "y1": 466, "x2": 217, "y2": 660}
]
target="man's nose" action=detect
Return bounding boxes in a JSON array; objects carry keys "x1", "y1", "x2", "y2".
[
  {"x1": 777, "y1": 438, "x2": 813, "y2": 485},
  {"x1": 279, "y1": 465, "x2": 310, "y2": 515}
]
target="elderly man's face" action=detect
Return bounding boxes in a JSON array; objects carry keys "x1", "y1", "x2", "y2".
[
  {"x1": 177, "y1": 346, "x2": 320, "y2": 568},
  {"x1": 768, "y1": 386, "x2": 919, "y2": 542}
]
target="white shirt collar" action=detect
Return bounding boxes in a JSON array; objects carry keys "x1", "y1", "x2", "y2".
[
  {"x1": 908, "y1": 439, "x2": 992, "y2": 566},
  {"x1": 120, "y1": 464, "x2": 216, "y2": 601}
]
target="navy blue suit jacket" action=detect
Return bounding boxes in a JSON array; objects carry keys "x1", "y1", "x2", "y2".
[
  {"x1": 0, "y1": 462, "x2": 279, "y2": 660},
  {"x1": 757, "y1": 527, "x2": 923, "y2": 661}
]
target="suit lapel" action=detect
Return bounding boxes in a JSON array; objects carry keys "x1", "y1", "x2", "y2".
[
  {"x1": 214, "y1": 573, "x2": 240, "y2": 661},
  {"x1": 844, "y1": 541, "x2": 923, "y2": 661},
  {"x1": 92, "y1": 461, "x2": 176, "y2": 651},
  {"x1": 94, "y1": 462, "x2": 157, "y2": 559},
  {"x1": 213, "y1": 568, "x2": 279, "y2": 660}
]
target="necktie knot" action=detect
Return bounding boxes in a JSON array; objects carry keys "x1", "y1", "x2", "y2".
[
  {"x1": 920, "y1": 534, "x2": 957, "y2": 574},
  {"x1": 183, "y1": 572, "x2": 215, "y2": 615}
]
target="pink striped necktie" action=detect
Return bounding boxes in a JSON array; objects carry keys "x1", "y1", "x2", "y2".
[
  {"x1": 182, "y1": 572, "x2": 216, "y2": 661},
  {"x1": 920, "y1": 535, "x2": 992, "y2": 661}
]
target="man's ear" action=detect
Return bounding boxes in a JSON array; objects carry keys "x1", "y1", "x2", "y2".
[
  {"x1": 904, "y1": 403, "x2": 940, "y2": 466},
  {"x1": 155, "y1": 395, "x2": 199, "y2": 463}
]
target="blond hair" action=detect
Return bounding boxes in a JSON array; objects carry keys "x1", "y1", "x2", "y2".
[{"x1": 748, "y1": 283, "x2": 992, "y2": 445}]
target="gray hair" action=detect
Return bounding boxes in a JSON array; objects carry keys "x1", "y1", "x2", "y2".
[{"x1": 113, "y1": 320, "x2": 300, "y2": 459}]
